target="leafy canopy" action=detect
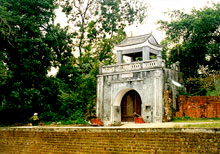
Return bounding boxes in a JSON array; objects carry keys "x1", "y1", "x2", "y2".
[
  {"x1": 55, "y1": 0, "x2": 149, "y2": 121},
  {"x1": 60, "y1": 0, "x2": 148, "y2": 61},
  {"x1": 0, "y1": 0, "x2": 73, "y2": 124},
  {"x1": 158, "y1": 3, "x2": 220, "y2": 79},
  {"x1": 0, "y1": 0, "x2": 149, "y2": 125}
]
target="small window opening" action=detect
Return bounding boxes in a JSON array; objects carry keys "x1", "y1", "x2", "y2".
[
  {"x1": 145, "y1": 106, "x2": 151, "y2": 111},
  {"x1": 150, "y1": 53, "x2": 157, "y2": 59}
]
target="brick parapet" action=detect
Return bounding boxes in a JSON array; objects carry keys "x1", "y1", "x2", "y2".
[
  {"x1": 1, "y1": 127, "x2": 220, "y2": 133},
  {"x1": 0, "y1": 127, "x2": 220, "y2": 153}
]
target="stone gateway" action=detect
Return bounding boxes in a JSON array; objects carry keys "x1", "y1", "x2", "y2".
[{"x1": 96, "y1": 34, "x2": 182, "y2": 125}]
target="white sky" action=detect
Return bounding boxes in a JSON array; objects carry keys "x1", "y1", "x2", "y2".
[{"x1": 55, "y1": 0, "x2": 220, "y2": 43}]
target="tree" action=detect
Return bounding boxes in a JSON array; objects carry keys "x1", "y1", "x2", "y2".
[
  {"x1": 61, "y1": 0, "x2": 148, "y2": 62},
  {"x1": 158, "y1": 3, "x2": 220, "y2": 79},
  {"x1": 0, "y1": 0, "x2": 73, "y2": 124},
  {"x1": 52, "y1": 0, "x2": 149, "y2": 121},
  {"x1": 0, "y1": 0, "x2": 149, "y2": 124}
]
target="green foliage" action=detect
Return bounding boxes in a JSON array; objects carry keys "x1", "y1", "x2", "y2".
[
  {"x1": 183, "y1": 123, "x2": 220, "y2": 128},
  {"x1": 61, "y1": 0, "x2": 148, "y2": 58},
  {"x1": 182, "y1": 71, "x2": 220, "y2": 96},
  {"x1": 184, "y1": 77, "x2": 207, "y2": 96},
  {"x1": 55, "y1": 55, "x2": 98, "y2": 122},
  {"x1": 158, "y1": 3, "x2": 220, "y2": 78},
  {"x1": 51, "y1": 0, "x2": 148, "y2": 123},
  {"x1": 59, "y1": 118, "x2": 88, "y2": 125},
  {"x1": 0, "y1": 0, "x2": 70, "y2": 124},
  {"x1": 0, "y1": 0, "x2": 148, "y2": 125},
  {"x1": 207, "y1": 86, "x2": 220, "y2": 96},
  {"x1": 173, "y1": 116, "x2": 220, "y2": 122},
  {"x1": 0, "y1": 5, "x2": 12, "y2": 43},
  {"x1": 158, "y1": 3, "x2": 220, "y2": 96},
  {"x1": 173, "y1": 117, "x2": 220, "y2": 128},
  {"x1": 205, "y1": 72, "x2": 220, "y2": 96}
]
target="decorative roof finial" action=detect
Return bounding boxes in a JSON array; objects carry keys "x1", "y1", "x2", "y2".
[{"x1": 129, "y1": 31, "x2": 134, "y2": 37}]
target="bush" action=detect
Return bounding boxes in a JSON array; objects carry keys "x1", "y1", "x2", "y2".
[
  {"x1": 184, "y1": 71, "x2": 220, "y2": 96},
  {"x1": 39, "y1": 112, "x2": 60, "y2": 122}
]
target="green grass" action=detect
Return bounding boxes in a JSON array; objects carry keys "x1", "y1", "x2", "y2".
[
  {"x1": 172, "y1": 117, "x2": 220, "y2": 128},
  {"x1": 182, "y1": 123, "x2": 220, "y2": 128},
  {"x1": 172, "y1": 117, "x2": 220, "y2": 123},
  {"x1": 0, "y1": 119, "x2": 90, "y2": 127}
]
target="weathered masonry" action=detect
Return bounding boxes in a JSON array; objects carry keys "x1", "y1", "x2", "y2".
[
  {"x1": 0, "y1": 127, "x2": 219, "y2": 153},
  {"x1": 176, "y1": 96, "x2": 220, "y2": 118},
  {"x1": 96, "y1": 34, "x2": 182, "y2": 125}
]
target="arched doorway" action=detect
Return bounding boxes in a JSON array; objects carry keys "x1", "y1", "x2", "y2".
[{"x1": 121, "y1": 90, "x2": 142, "y2": 122}]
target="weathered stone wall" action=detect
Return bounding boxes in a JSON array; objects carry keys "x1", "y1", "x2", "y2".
[
  {"x1": 0, "y1": 127, "x2": 219, "y2": 154},
  {"x1": 97, "y1": 68, "x2": 164, "y2": 124},
  {"x1": 162, "y1": 64, "x2": 183, "y2": 122},
  {"x1": 176, "y1": 96, "x2": 220, "y2": 118},
  {"x1": 163, "y1": 62, "x2": 183, "y2": 110},
  {"x1": 97, "y1": 59, "x2": 182, "y2": 125}
]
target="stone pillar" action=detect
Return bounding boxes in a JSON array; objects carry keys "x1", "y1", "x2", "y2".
[
  {"x1": 153, "y1": 70, "x2": 163, "y2": 123},
  {"x1": 112, "y1": 106, "x2": 121, "y2": 124},
  {"x1": 175, "y1": 61, "x2": 180, "y2": 71},
  {"x1": 96, "y1": 76, "x2": 104, "y2": 119},
  {"x1": 143, "y1": 47, "x2": 150, "y2": 61},
  {"x1": 99, "y1": 63, "x2": 104, "y2": 74},
  {"x1": 117, "y1": 51, "x2": 123, "y2": 64},
  {"x1": 157, "y1": 54, "x2": 162, "y2": 67}
]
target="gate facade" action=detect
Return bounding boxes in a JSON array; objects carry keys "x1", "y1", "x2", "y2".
[{"x1": 96, "y1": 34, "x2": 182, "y2": 125}]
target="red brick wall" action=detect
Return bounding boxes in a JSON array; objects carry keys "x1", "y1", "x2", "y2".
[
  {"x1": 176, "y1": 96, "x2": 220, "y2": 118},
  {"x1": 0, "y1": 127, "x2": 220, "y2": 154}
]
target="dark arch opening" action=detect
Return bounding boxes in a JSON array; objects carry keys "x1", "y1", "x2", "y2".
[{"x1": 121, "y1": 90, "x2": 142, "y2": 122}]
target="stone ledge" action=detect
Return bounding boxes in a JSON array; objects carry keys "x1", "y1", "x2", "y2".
[{"x1": 1, "y1": 127, "x2": 220, "y2": 133}]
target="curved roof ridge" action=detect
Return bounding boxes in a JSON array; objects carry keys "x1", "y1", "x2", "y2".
[
  {"x1": 147, "y1": 35, "x2": 162, "y2": 47},
  {"x1": 126, "y1": 33, "x2": 151, "y2": 39},
  {"x1": 115, "y1": 33, "x2": 161, "y2": 47}
]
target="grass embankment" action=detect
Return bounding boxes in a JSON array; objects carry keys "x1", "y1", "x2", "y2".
[
  {"x1": 172, "y1": 117, "x2": 220, "y2": 128},
  {"x1": 0, "y1": 120, "x2": 90, "y2": 127},
  {"x1": 183, "y1": 123, "x2": 220, "y2": 128}
]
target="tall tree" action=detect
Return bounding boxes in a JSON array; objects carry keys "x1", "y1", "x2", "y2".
[
  {"x1": 53, "y1": 0, "x2": 149, "y2": 121},
  {"x1": 61, "y1": 0, "x2": 148, "y2": 62},
  {"x1": 0, "y1": 0, "x2": 72, "y2": 124},
  {"x1": 158, "y1": 3, "x2": 220, "y2": 79}
]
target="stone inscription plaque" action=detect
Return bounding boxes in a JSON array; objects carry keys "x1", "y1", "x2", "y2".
[{"x1": 121, "y1": 73, "x2": 133, "y2": 78}]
